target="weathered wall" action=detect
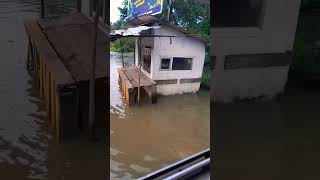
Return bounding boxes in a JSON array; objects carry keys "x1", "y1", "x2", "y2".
[
  {"x1": 152, "y1": 26, "x2": 205, "y2": 95},
  {"x1": 212, "y1": 0, "x2": 301, "y2": 102}
]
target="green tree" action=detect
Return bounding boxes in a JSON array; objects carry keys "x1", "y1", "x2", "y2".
[{"x1": 118, "y1": 0, "x2": 210, "y2": 41}]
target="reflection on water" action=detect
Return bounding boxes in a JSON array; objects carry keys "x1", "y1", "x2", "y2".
[
  {"x1": 110, "y1": 52, "x2": 210, "y2": 179},
  {"x1": 213, "y1": 85, "x2": 320, "y2": 180},
  {"x1": 0, "y1": 1, "x2": 106, "y2": 179}
]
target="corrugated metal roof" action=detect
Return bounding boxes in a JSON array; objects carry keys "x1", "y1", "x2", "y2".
[
  {"x1": 127, "y1": 15, "x2": 208, "y2": 44},
  {"x1": 111, "y1": 26, "x2": 160, "y2": 36},
  {"x1": 110, "y1": 15, "x2": 208, "y2": 45}
]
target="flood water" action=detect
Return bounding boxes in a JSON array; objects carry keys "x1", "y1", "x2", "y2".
[
  {"x1": 110, "y1": 52, "x2": 210, "y2": 179},
  {"x1": 0, "y1": 1, "x2": 106, "y2": 179},
  {"x1": 213, "y1": 84, "x2": 320, "y2": 180}
]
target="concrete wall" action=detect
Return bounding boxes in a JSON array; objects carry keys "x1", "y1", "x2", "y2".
[
  {"x1": 212, "y1": 0, "x2": 301, "y2": 102},
  {"x1": 134, "y1": 26, "x2": 206, "y2": 95},
  {"x1": 152, "y1": 26, "x2": 206, "y2": 95}
]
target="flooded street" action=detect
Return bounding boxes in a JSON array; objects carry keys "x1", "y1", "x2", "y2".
[
  {"x1": 110, "y1": 52, "x2": 210, "y2": 179},
  {"x1": 0, "y1": 1, "x2": 106, "y2": 179}
]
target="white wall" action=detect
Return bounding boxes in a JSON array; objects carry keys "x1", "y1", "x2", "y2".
[
  {"x1": 212, "y1": 0, "x2": 301, "y2": 102},
  {"x1": 152, "y1": 26, "x2": 206, "y2": 95}
]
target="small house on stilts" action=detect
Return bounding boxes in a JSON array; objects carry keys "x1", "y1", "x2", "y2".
[{"x1": 111, "y1": 16, "x2": 208, "y2": 105}]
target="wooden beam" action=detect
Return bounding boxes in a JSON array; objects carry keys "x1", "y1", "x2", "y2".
[
  {"x1": 39, "y1": 57, "x2": 43, "y2": 98},
  {"x1": 143, "y1": 85, "x2": 157, "y2": 104},
  {"x1": 55, "y1": 90, "x2": 61, "y2": 141},
  {"x1": 89, "y1": 0, "x2": 102, "y2": 138},
  {"x1": 51, "y1": 80, "x2": 56, "y2": 129}
]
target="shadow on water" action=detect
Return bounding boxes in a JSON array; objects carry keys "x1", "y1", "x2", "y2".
[
  {"x1": 213, "y1": 84, "x2": 320, "y2": 180},
  {"x1": 110, "y1": 52, "x2": 210, "y2": 179},
  {"x1": 0, "y1": 0, "x2": 106, "y2": 179}
]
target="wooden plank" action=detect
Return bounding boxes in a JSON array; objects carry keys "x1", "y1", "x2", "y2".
[
  {"x1": 224, "y1": 52, "x2": 292, "y2": 69},
  {"x1": 125, "y1": 85, "x2": 129, "y2": 105},
  {"x1": 122, "y1": 67, "x2": 156, "y2": 87},
  {"x1": 39, "y1": 57, "x2": 43, "y2": 98},
  {"x1": 39, "y1": 14, "x2": 108, "y2": 82},
  {"x1": 24, "y1": 21, "x2": 74, "y2": 86},
  {"x1": 43, "y1": 65, "x2": 47, "y2": 101},
  {"x1": 47, "y1": 73, "x2": 52, "y2": 117},
  {"x1": 44, "y1": 65, "x2": 50, "y2": 113},
  {"x1": 42, "y1": 60, "x2": 45, "y2": 97},
  {"x1": 51, "y1": 80, "x2": 56, "y2": 129},
  {"x1": 38, "y1": 13, "x2": 92, "y2": 30},
  {"x1": 34, "y1": 46, "x2": 39, "y2": 88},
  {"x1": 55, "y1": 90, "x2": 61, "y2": 140},
  {"x1": 118, "y1": 68, "x2": 133, "y2": 89}
]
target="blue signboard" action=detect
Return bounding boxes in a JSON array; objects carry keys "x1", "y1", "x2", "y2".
[{"x1": 127, "y1": 0, "x2": 163, "y2": 20}]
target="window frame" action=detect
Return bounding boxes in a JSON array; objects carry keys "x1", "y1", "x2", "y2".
[
  {"x1": 159, "y1": 57, "x2": 194, "y2": 71},
  {"x1": 172, "y1": 57, "x2": 194, "y2": 71},
  {"x1": 160, "y1": 57, "x2": 173, "y2": 71}
]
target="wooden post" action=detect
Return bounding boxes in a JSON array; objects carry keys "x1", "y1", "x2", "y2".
[
  {"x1": 138, "y1": 37, "x2": 142, "y2": 105},
  {"x1": 133, "y1": 39, "x2": 136, "y2": 66},
  {"x1": 120, "y1": 39, "x2": 125, "y2": 67},
  {"x1": 39, "y1": 57, "x2": 43, "y2": 98},
  {"x1": 51, "y1": 80, "x2": 56, "y2": 129},
  {"x1": 55, "y1": 90, "x2": 61, "y2": 141},
  {"x1": 40, "y1": 0, "x2": 45, "y2": 19},
  {"x1": 89, "y1": 0, "x2": 102, "y2": 138}
]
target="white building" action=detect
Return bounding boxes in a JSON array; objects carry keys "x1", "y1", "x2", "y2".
[
  {"x1": 212, "y1": 0, "x2": 302, "y2": 102},
  {"x1": 132, "y1": 21, "x2": 207, "y2": 95}
]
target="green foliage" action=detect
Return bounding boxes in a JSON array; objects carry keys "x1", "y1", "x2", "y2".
[
  {"x1": 110, "y1": 13, "x2": 135, "y2": 52},
  {"x1": 290, "y1": 11, "x2": 320, "y2": 79},
  {"x1": 118, "y1": 0, "x2": 128, "y2": 20},
  {"x1": 201, "y1": 65, "x2": 210, "y2": 89},
  {"x1": 110, "y1": 38, "x2": 135, "y2": 52},
  {"x1": 300, "y1": 0, "x2": 320, "y2": 11},
  {"x1": 118, "y1": 0, "x2": 210, "y2": 42},
  {"x1": 157, "y1": 0, "x2": 210, "y2": 41}
]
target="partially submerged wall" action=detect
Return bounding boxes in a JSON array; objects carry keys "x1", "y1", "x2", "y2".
[
  {"x1": 212, "y1": 0, "x2": 301, "y2": 102},
  {"x1": 152, "y1": 26, "x2": 205, "y2": 95}
]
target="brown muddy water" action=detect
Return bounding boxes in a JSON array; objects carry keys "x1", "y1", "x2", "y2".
[
  {"x1": 0, "y1": 1, "x2": 106, "y2": 180},
  {"x1": 110, "y1": 52, "x2": 210, "y2": 179}
]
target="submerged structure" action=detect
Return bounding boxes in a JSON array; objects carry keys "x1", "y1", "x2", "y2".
[
  {"x1": 112, "y1": 17, "x2": 207, "y2": 104},
  {"x1": 24, "y1": 13, "x2": 108, "y2": 140},
  {"x1": 133, "y1": 20, "x2": 207, "y2": 95}
]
